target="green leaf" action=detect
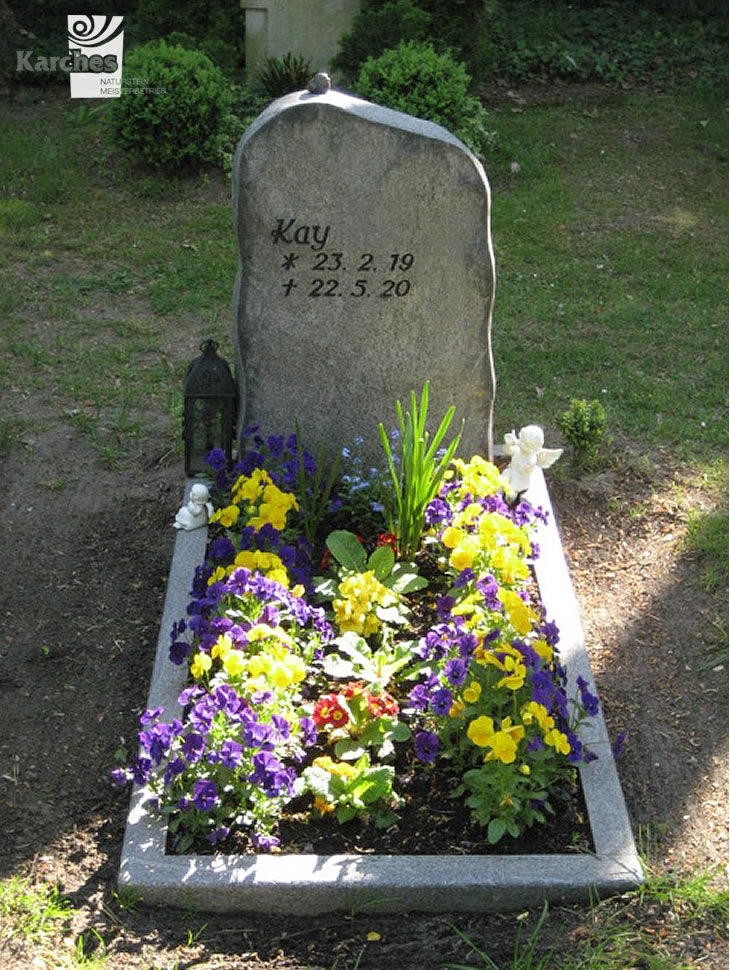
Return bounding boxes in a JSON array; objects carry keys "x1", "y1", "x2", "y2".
[
  {"x1": 176, "y1": 833, "x2": 194, "y2": 854},
  {"x1": 390, "y1": 720, "x2": 411, "y2": 742},
  {"x1": 337, "y1": 633, "x2": 374, "y2": 664},
  {"x1": 385, "y1": 562, "x2": 428, "y2": 593},
  {"x1": 302, "y1": 765, "x2": 337, "y2": 800},
  {"x1": 321, "y1": 654, "x2": 357, "y2": 679},
  {"x1": 368, "y1": 543, "x2": 395, "y2": 581},
  {"x1": 351, "y1": 770, "x2": 390, "y2": 804},
  {"x1": 336, "y1": 804, "x2": 358, "y2": 824},
  {"x1": 312, "y1": 575, "x2": 339, "y2": 600},
  {"x1": 334, "y1": 738, "x2": 366, "y2": 760},
  {"x1": 326, "y1": 530, "x2": 367, "y2": 571},
  {"x1": 374, "y1": 604, "x2": 409, "y2": 625},
  {"x1": 487, "y1": 818, "x2": 507, "y2": 844},
  {"x1": 373, "y1": 811, "x2": 399, "y2": 829},
  {"x1": 375, "y1": 739, "x2": 395, "y2": 759}
]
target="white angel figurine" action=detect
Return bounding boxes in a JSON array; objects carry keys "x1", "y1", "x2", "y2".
[
  {"x1": 174, "y1": 483, "x2": 213, "y2": 531},
  {"x1": 503, "y1": 425, "x2": 563, "y2": 496}
]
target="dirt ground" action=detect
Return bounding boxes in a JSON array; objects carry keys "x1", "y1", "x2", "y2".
[{"x1": 0, "y1": 415, "x2": 727, "y2": 969}]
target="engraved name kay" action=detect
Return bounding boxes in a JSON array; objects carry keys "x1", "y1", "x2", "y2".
[{"x1": 271, "y1": 218, "x2": 415, "y2": 299}]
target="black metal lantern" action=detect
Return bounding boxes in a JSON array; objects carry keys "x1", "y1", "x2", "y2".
[{"x1": 182, "y1": 339, "x2": 236, "y2": 476}]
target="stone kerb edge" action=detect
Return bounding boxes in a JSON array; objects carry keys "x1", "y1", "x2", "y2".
[{"x1": 118, "y1": 474, "x2": 643, "y2": 913}]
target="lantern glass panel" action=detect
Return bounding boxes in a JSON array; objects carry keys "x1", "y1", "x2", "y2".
[{"x1": 184, "y1": 396, "x2": 234, "y2": 476}]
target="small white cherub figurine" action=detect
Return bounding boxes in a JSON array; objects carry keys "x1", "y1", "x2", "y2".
[
  {"x1": 174, "y1": 483, "x2": 213, "y2": 531},
  {"x1": 503, "y1": 425, "x2": 563, "y2": 496}
]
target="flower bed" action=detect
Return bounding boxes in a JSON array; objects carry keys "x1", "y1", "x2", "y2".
[
  {"x1": 117, "y1": 389, "x2": 641, "y2": 912},
  {"x1": 116, "y1": 390, "x2": 615, "y2": 856}
]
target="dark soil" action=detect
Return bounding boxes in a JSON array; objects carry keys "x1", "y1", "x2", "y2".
[{"x1": 182, "y1": 757, "x2": 591, "y2": 858}]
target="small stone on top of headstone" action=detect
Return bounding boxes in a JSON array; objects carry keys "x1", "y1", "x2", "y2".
[
  {"x1": 307, "y1": 72, "x2": 331, "y2": 94},
  {"x1": 231, "y1": 88, "x2": 496, "y2": 469}
]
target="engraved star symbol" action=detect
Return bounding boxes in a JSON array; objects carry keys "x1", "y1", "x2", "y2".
[{"x1": 282, "y1": 253, "x2": 299, "y2": 270}]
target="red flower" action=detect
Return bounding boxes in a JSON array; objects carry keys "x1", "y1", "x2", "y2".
[
  {"x1": 312, "y1": 694, "x2": 340, "y2": 726},
  {"x1": 377, "y1": 533, "x2": 398, "y2": 551},
  {"x1": 313, "y1": 693, "x2": 350, "y2": 728},
  {"x1": 366, "y1": 689, "x2": 399, "y2": 719}
]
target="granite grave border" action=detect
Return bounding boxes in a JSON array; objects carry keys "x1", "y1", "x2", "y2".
[{"x1": 119, "y1": 468, "x2": 642, "y2": 913}]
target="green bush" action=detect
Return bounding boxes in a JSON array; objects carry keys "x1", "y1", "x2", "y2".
[
  {"x1": 253, "y1": 52, "x2": 313, "y2": 98},
  {"x1": 218, "y1": 83, "x2": 273, "y2": 175},
  {"x1": 557, "y1": 399, "x2": 607, "y2": 469},
  {"x1": 332, "y1": 0, "x2": 432, "y2": 82},
  {"x1": 164, "y1": 30, "x2": 241, "y2": 78},
  {"x1": 354, "y1": 41, "x2": 494, "y2": 156},
  {"x1": 332, "y1": 0, "x2": 493, "y2": 83},
  {"x1": 133, "y1": 0, "x2": 243, "y2": 46},
  {"x1": 110, "y1": 41, "x2": 232, "y2": 171},
  {"x1": 474, "y1": 0, "x2": 728, "y2": 85}
]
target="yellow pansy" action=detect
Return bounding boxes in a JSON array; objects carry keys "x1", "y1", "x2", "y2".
[
  {"x1": 467, "y1": 715, "x2": 495, "y2": 747},
  {"x1": 222, "y1": 649, "x2": 246, "y2": 677},
  {"x1": 246, "y1": 624, "x2": 275, "y2": 644},
  {"x1": 467, "y1": 715, "x2": 525, "y2": 764},
  {"x1": 462, "y1": 680, "x2": 482, "y2": 704},
  {"x1": 533, "y1": 639, "x2": 553, "y2": 663},
  {"x1": 492, "y1": 545, "x2": 530, "y2": 584},
  {"x1": 440, "y1": 525, "x2": 463, "y2": 549},
  {"x1": 478, "y1": 642, "x2": 525, "y2": 689},
  {"x1": 266, "y1": 567, "x2": 290, "y2": 587},
  {"x1": 211, "y1": 634, "x2": 233, "y2": 660},
  {"x1": 521, "y1": 701, "x2": 554, "y2": 732},
  {"x1": 190, "y1": 652, "x2": 212, "y2": 679},
  {"x1": 454, "y1": 502, "x2": 483, "y2": 528},
  {"x1": 206, "y1": 565, "x2": 228, "y2": 587},
  {"x1": 498, "y1": 588, "x2": 533, "y2": 636},
  {"x1": 544, "y1": 728, "x2": 571, "y2": 755},
  {"x1": 484, "y1": 717, "x2": 525, "y2": 765},
  {"x1": 232, "y1": 469, "x2": 271, "y2": 503},
  {"x1": 451, "y1": 593, "x2": 479, "y2": 620},
  {"x1": 247, "y1": 654, "x2": 270, "y2": 678},
  {"x1": 450, "y1": 536, "x2": 480, "y2": 571},
  {"x1": 234, "y1": 550, "x2": 257, "y2": 570},
  {"x1": 449, "y1": 697, "x2": 466, "y2": 719},
  {"x1": 210, "y1": 504, "x2": 240, "y2": 528}
]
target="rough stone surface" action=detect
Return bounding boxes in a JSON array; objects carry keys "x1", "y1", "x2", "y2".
[{"x1": 231, "y1": 89, "x2": 496, "y2": 468}]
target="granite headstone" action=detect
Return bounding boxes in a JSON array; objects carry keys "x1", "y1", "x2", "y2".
[{"x1": 231, "y1": 87, "x2": 496, "y2": 467}]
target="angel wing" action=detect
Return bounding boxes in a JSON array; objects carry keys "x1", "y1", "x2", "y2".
[
  {"x1": 536, "y1": 447, "x2": 563, "y2": 469},
  {"x1": 503, "y1": 430, "x2": 520, "y2": 456}
]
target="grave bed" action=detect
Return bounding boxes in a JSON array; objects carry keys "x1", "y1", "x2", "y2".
[{"x1": 118, "y1": 470, "x2": 642, "y2": 914}]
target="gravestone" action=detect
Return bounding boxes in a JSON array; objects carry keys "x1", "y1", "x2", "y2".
[{"x1": 231, "y1": 86, "x2": 496, "y2": 468}]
